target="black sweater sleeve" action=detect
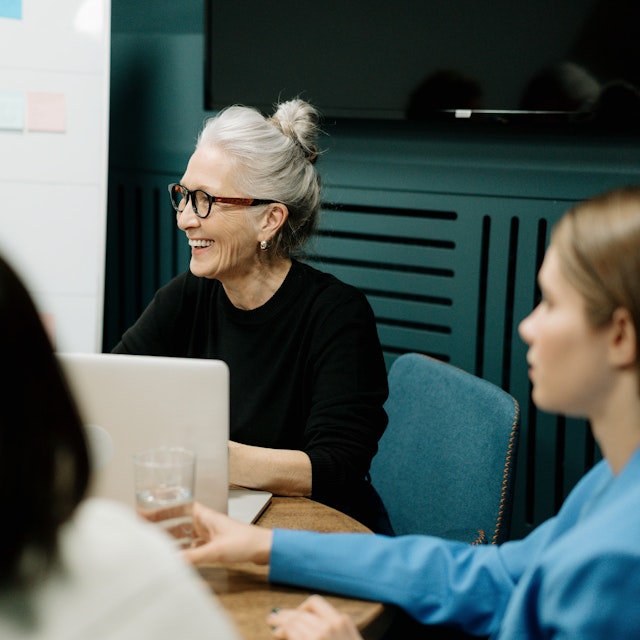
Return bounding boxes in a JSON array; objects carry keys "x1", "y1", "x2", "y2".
[{"x1": 301, "y1": 286, "x2": 388, "y2": 508}]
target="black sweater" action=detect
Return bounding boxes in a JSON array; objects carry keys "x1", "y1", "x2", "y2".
[{"x1": 113, "y1": 260, "x2": 389, "y2": 527}]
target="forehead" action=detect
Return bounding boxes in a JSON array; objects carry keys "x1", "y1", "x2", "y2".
[
  {"x1": 182, "y1": 145, "x2": 235, "y2": 192},
  {"x1": 539, "y1": 246, "x2": 587, "y2": 307},
  {"x1": 538, "y1": 247, "x2": 554, "y2": 283},
  {"x1": 538, "y1": 246, "x2": 563, "y2": 285},
  {"x1": 538, "y1": 247, "x2": 573, "y2": 299}
]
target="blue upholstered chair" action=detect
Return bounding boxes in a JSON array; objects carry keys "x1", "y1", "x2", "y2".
[{"x1": 370, "y1": 353, "x2": 520, "y2": 544}]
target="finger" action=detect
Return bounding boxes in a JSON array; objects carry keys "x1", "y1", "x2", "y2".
[
  {"x1": 294, "y1": 597, "x2": 362, "y2": 640},
  {"x1": 299, "y1": 595, "x2": 340, "y2": 616},
  {"x1": 269, "y1": 623, "x2": 287, "y2": 639},
  {"x1": 190, "y1": 502, "x2": 217, "y2": 537},
  {"x1": 266, "y1": 607, "x2": 289, "y2": 627},
  {"x1": 182, "y1": 541, "x2": 220, "y2": 565},
  {"x1": 268, "y1": 600, "x2": 338, "y2": 629},
  {"x1": 191, "y1": 501, "x2": 208, "y2": 521},
  {"x1": 268, "y1": 609, "x2": 325, "y2": 639},
  {"x1": 192, "y1": 501, "x2": 222, "y2": 527}
]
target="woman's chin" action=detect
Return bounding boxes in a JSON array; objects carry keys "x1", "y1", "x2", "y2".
[
  {"x1": 531, "y1": 387, "x2": 552, "y2": 413},
  {"x1": 189, "y1": 260, "x2": 216, "y2": 279},
  {"x1": 531, "y1": 388, "x2": 567, "y2": 417}
]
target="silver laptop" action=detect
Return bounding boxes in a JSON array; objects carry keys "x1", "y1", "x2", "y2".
[{"x1": 57, "y1": 352, "x2": 271, "y2": 523}]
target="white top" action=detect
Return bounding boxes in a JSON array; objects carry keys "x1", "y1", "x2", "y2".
[{"x1": 0, "y1": 499, "x2": 240, "y2": 640}]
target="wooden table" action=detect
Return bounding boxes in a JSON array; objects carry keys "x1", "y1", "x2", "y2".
[{"x1": 198, "y1": 497, "x2": 394, "y2": 639}]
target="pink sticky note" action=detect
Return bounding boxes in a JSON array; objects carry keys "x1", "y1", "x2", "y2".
[{"x1": 26, "y1": 92, "x2": 66, "y2": 132}]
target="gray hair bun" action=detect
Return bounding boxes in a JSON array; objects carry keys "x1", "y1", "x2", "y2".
[{"x1": 269, "y1": 99, "x2": 320, "y2": 164}]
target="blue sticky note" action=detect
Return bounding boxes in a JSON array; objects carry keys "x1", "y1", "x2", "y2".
[
  {"x1": 0, "y1": 0, "x2": 22, "y2": 20},
  {"x1": 0, "y1": 89, "x2": 25, "y2": 130}
]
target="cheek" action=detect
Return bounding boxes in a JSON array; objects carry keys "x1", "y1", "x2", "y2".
[
  {"x1": 225, "y1": 227, "x2": 258, "y2": 257},
  {"x1": 219, "y1": 214, "x2": 258, "y2": 245},
  {"x1": 527, "y1": 326, "x2": 573, "y2": 396},
  {"x1": 215, "y1": 225, "x2": 258, "y2": 266},
  {"x1": 208, "y1": 236, "x2": 244, "y2": 270},
  {"x1": 533, "y1": 333, "x2": 605, "y2": 415}
]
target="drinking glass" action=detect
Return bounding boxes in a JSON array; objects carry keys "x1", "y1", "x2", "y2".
[{"x1": 133, "y1": 446, "x2": 196, "y2": 549}]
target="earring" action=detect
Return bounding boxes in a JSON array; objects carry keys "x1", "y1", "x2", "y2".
[{"x1": 260, "y1": 240, "x2": 269, "y2": 250}]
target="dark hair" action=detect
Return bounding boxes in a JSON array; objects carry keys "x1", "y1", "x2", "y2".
[{"x1": 0, "y1": 255, "x2": 90, "y2": 586}]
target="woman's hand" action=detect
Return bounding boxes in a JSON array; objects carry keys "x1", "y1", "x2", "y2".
[
  {"x1": 267, "y1": 595, "x2": 363, "y2": 640},
  {"x1": 182, "y1": 501, "x2": 273, "y2": 565}
]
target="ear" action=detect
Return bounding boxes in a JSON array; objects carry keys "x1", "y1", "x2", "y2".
[
  {"x1": 259, "y1": 203, "x2": 289, "y2": 242},
  {"x1": 608, "y1": 307, "x2": 637, "y2": 369}
]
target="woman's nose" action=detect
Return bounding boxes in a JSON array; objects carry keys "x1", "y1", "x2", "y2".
[
  {"x1": 518, "y1": 308, "x2": 536, "y2": 345},
  {"x1": 176, "y1": 202, "x2": 200, "y2": 230}
]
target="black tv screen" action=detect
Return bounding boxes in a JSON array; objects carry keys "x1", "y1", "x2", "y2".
[{"x1": 205, "y1": 0, "x2": 640, "y2": 127}]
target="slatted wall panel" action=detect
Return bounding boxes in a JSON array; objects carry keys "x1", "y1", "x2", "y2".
[
  {"x1": 104, "y1": 170, "x2": 189, "y2": 349},
  {"x1": 104, "y1": 172, "x2": 599, "y2": 539},
  {"x1": 308, "y1": 203, "x2": 459, "y2": 369}
]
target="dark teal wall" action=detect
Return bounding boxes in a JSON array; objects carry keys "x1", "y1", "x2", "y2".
[{"x1": 108, "y1": 1, "x2": 640, "y2": 539}]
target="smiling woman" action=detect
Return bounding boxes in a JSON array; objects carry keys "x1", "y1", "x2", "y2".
[{"x1": 113, "y1": 99, "x2": 393, "y2": 534}]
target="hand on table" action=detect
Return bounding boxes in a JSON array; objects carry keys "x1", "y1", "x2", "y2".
[
  {"x1": 267, "y1": 595, "x2": 363, "y2": 640},
  {"x1": 182, "y1": 501, "x2": 273, "y2": 565}
]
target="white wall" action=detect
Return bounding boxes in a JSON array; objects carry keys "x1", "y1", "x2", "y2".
[{"x1": 0, "y1": 0, "x2": 110, "y2": 351}]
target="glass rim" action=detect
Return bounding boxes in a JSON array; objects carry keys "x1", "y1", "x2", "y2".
[{"x1": 133, "y1": 445, "x2": 196, "y2": 466}]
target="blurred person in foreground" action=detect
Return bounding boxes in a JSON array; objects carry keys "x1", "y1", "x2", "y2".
[{"x1": 0, "y1": 255, "x2": 239, "y2": 639}]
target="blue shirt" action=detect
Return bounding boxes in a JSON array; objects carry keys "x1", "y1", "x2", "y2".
[{"x1": 269, "y1": 447, "x2": 640, "y2": 638}]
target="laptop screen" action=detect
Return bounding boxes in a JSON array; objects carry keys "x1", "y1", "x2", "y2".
[{"x1": 56, "y1": 352, "x2": 230, "y2": 514}]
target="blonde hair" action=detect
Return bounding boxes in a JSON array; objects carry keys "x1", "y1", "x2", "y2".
[
  {"x1": 196, "y1": 99, "x2": 322, "y2": 258},
  {"x1": 552, "y1": 185, "x2": 640, "y2": 368}
]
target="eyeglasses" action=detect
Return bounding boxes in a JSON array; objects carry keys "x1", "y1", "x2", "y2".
[{"x1": 167, "y1": 183, "x2": 277, "y2": 219}]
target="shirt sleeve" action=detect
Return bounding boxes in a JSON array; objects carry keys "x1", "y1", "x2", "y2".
[
  {"x1": 269, "y1": 529, "x2": 515, "y2": 636},
  {"x1": 268, "y1": 462, "x2": 617, "y2": 637}
]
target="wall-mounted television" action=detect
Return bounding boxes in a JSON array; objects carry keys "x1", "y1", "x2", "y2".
[{"x1": 205, "y1": 0, "x2": 640, "y2": 129}]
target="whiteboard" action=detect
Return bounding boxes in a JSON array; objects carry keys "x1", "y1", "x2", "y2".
[{"x1": 0, "y1": 0, "x2": 110, "y2": 352}]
